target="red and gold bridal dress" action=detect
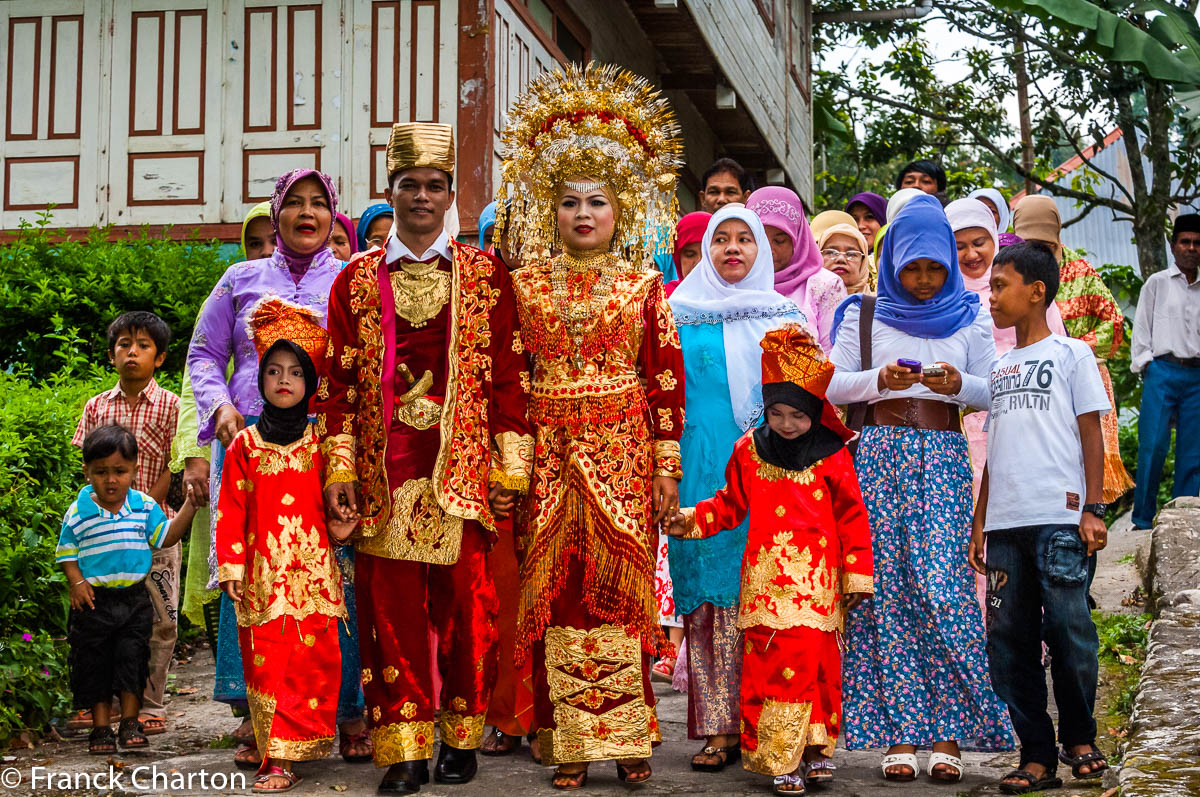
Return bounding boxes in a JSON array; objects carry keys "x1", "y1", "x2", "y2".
[{"x1": 513, "y1": 256, "x2": 685, "y2": 765}]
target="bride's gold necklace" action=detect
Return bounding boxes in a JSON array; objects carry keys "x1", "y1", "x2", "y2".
[{"x1": 550, "y1": 250, "x2": 616, "y2": 370}]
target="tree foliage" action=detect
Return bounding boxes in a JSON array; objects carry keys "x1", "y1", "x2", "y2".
[{"x1": 813, "y1": 0, "x2": 1200, "y2": 277}]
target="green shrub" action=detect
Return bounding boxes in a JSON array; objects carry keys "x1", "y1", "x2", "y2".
[
  {"x1": 0, "y1": 631, "x2": 70, "y2": 740},
  {"x1": 0, "y1": 212, "x2": 233, "y2": 380},
  {"x1": 0, "y1": 366, "x2": 111, "y2": 743}
]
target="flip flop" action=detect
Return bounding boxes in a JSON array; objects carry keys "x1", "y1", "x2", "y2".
[
  {"x1": 616, "y1": 758, "x2": 652, "y2": 783},
  {"x1": 551, "y1": 766, "x2": 587, "y2": 791},
  {"x1": 138, "y1": 715, "x2": 167, "y2": 735}
]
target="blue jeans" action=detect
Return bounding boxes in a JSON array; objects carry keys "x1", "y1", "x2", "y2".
[
  {"x1": 985, "y1": 524, "x2": 1099, "y2": 770},
  {"x1": 1133, "y1": 358, "x2": 1200, "y2": 529}
]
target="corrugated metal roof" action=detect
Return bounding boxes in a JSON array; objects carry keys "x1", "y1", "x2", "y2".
[{"x1": 1024, "y1": 130, "x2": 1200, "y2": 268}]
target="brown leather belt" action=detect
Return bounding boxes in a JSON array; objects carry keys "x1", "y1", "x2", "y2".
[
  {"x1": 866, "y1": 398, "x2": 962, "y2": 433},
  {"x1": 1163, "y1": 354, "x2": 1200, "y2": 369}
]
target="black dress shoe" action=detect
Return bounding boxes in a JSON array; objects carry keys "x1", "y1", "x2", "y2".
[
  {"x1": 434, "y1": 744, "x2": 478, "y2": 784},
  {"x1": 378, "y1": 760, "x2": 430, "y2": 794}
]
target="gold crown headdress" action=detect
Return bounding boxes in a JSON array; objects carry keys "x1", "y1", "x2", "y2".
[{"x1": 494, "y1": 62, "x2": 683, "y2": 269}]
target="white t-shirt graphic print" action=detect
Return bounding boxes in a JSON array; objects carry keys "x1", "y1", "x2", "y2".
[{"x1": 983, "y1": 334, "x2": 1111, "y2": 531}]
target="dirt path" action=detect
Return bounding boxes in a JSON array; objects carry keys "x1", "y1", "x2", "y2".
[{"x1": 3, "y1": 517, "x2": 1149, "y2": 796}]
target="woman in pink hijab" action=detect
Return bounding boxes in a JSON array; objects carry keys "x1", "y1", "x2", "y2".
[{"x1": 747, "y1": 187, "x2": 847, "y2": 351}]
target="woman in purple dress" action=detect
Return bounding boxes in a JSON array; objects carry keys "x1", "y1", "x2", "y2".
[{"x1": 187, "y1": 168, "x2": 372, "y2": 771}]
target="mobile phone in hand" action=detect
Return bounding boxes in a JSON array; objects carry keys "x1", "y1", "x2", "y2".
[
  {"x1": 923, "y1": 365, "x2": 947, "y2": 379},
  {"x1": 897, "y1": 358, "x2": 922, "y2": 373}
]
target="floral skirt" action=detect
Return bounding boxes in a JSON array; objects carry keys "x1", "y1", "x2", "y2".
[{"x1": 842, "y1": 425, "x2": 1013, "y2": 751}]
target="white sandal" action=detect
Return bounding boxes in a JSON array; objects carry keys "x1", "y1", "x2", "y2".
[
  {"x1": 881, "y1": 752, "x2": 919, "y2": 782},
  {"x1": 927, "y1": 751, "x2": 964, "y2": 782}
]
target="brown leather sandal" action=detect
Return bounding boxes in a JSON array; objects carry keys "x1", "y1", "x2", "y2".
[
  {"x1": 552, "y1": 765, "x2": 588, "y2": 791},
  {"x1": 616, "y1": 758, "x2": 652, "y2": 783},
  {"x1": 88, "y1": 725, "x2": 117, "y2": 755},
  {"x1": 117, "y1": 718, "x2": 149, "y2": 748}
]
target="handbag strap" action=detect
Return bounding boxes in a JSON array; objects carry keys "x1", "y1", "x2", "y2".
[{"x1": 859, "y1": 294, "x2": 876, "y2": 371}]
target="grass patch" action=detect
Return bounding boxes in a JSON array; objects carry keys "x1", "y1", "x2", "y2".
[
  {"x1": 208, "y1": 734, "x2": 236, "y2": 749},
  {"x1": 1093, "y1": 610, "x2": 1151, "y2": 728}
]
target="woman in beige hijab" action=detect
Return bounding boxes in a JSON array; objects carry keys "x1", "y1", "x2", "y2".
[{"x1": 813, "y1": 210, "x2": 875, "y2": 294}]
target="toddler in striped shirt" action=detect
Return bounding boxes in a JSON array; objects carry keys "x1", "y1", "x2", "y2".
[{"x1": 57, "y1": 424, "x2": 196, "y2": 755}]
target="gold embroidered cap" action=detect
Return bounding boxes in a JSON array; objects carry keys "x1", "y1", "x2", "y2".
[
  {"x1": 760, "y1": 323, "x2": 834, "y2": 398},
  {"x1": 247, "y1": 297, "x2": 330, "y2": 373},
  {"x1": 386, "y1": 122, "x2": 455, "y2": 178},
  {"x1": 494, "y1": 62, "x2": 683, "y2": 270}
]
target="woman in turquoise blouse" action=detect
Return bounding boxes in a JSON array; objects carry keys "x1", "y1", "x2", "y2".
[{"x1": 668, "y1": 205, "x2": 805, "y2": 771}]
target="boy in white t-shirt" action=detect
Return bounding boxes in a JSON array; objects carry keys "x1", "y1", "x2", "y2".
[{"x1": 968, "y1": 242, "x2": 1111, "y2": 794}]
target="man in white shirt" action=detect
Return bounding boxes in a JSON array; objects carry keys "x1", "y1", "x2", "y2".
[{"x1": 1130, "y1": 213, "x2": 1200, "y2": 529}]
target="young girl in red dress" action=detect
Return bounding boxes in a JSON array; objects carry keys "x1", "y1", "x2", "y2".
[
  {"x1": 216, "y1": 299, "x2": 355, "y2": 793},
  {"x1": 669, "y1": 324, "x2": 874, "y2": 795}
]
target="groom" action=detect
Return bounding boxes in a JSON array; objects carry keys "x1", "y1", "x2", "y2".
[{"x1": 316, "y1": 122, "x2": 533, "y2": 794}]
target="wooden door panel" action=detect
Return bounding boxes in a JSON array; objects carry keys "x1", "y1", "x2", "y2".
[{"x1": 0, "y1": 0, "x2": 102, "y2": 229}]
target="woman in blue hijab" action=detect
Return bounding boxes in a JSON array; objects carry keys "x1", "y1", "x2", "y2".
[
  {"x1": 827, "y1": 194, "x2": 1013, "y2": 783},
  {"x1": 356, "y1": 202, "x2": 393, "y2": 251}
]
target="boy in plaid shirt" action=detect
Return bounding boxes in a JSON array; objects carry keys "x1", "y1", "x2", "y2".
[{"x1": 72, "y1": 311, "x2": 181, "y2": 736}]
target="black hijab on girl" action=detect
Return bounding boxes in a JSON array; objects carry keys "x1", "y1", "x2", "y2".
[
  {"x1": 753, "y1": 382, "x2": 845, "y2": 472},
  {"x1": 256, "y1": 339, "x2": 318, "y2": 446}
]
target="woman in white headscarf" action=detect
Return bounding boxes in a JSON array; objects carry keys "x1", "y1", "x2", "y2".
[
  {"x1": 966, "y1": 188, "x2": 1012, "y2": 233},
  {"x1": 667, "y1": 206, "x2": 805, "y2": 774},
  {"x1": 946, "y1": 198, "x2": 1067, "y2": 497}
]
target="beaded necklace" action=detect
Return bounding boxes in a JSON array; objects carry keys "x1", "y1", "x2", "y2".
[{"x1": 550, "y1": 251, "x2": 617, "y2": 370}]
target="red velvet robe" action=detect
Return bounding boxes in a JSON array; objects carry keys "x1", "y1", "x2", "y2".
[
  {"x1": 314, "y1": 240, "x2": 533, "y2": 765},
  {"x1": 214, "y1": 424, "x2": 344, "y2": 769},
  {"x1": 686, "y1": 436, "x2": 874, "y2": 776}
]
